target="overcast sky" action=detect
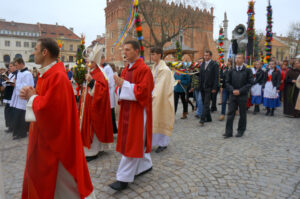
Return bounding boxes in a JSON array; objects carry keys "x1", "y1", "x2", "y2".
[{"x1": 1, "y1": 0, "x2": 299, "y2": 45}]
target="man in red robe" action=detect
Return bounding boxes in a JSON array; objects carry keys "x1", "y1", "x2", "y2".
[
  {"x1": 20, "y1": 38, "x2": 95, "y2": 199},
  {"x1": 109, "y1": 40, "x2": 154, "y2": 191},
  {"x1": 79, "y1": 44, "x2": 114, "y2": 162}
]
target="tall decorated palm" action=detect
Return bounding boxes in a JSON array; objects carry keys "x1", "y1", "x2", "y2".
[
  {"x1": 265, "y1": 0, "x2": 273, "y2": 63},
  {"x1": 247, "y1": 0, "x2": 255, "y2": 65},
  {"x1": 73, "y1": 34, "x2": 87, "y2": 99}
]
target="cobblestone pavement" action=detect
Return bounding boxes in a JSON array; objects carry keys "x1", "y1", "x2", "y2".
[{"x1": 1, "y1": 103, "x2": 300, "y2": 199}]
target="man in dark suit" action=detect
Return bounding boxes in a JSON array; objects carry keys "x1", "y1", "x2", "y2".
[
  {"x1": 224, "y1": 53, "x2": 254, "y2": 138},
  {"x1": 198, "y1": 50, "x2": 219, "y2": 126}
]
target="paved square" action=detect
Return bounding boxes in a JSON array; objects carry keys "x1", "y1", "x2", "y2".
[{"x1": 1, "y1": 104, "x2": 300, "y2": 199}]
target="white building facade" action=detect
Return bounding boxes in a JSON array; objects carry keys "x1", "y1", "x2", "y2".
[{"x1": 0, "y1": 20, "x2": 40, "y2": 66}]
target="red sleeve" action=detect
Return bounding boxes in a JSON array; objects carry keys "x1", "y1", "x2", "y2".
[
  {"x1": 92, "y1": 73, "x2": 108, "y2": 103},
  {"x1": 32, "y1": 72, "x2": 75, "y2": 153}
]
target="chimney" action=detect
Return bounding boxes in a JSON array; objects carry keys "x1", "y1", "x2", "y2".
[
  {"x1": 70, "y1": 27, "x2": 74, "y2": 32},
  {"x1": 210, "y1": 7, "x2": 214, "y2": 16},
  {"x1": 56, "y1": 22, "x2": 58, "y2": 26}
]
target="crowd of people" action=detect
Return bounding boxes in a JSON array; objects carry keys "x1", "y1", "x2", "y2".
[
  {"x1": 0, "y1": 36, "x2": 300, "y2": 198},
  {"x1": 174, "y1": 52, "x2": 300, "y2": 126}
]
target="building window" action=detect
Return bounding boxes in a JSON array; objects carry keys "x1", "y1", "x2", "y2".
[
  {"x1": 3, "y1": 55, "x2": 10, "y2": 64},
  {"x1": 103, "y1": 48, "x2": 105, "y2": 52},
  {"x1": 69, "y1": 56, "x2": 73, "y2": 62},
  {"x1": 14, "y1": 54, "x2": 22, "y2": 59},
  {"x1": 5, "y1": 40, "x2": 10, "y2": 47},
  {"x1": 62, "y1": 44, "x2": 64, "y2": 50},
  {"x1": 69, "y1": 44, "x2": 73, "y2": 51},
  {"x1": 24, "y1": 42, "x2": 29, "y2": 48},
  {"x1": 111, "y1": 47, "x2": 114, "y2": 54},
  {"x1": 62, "y1": 56, "x2": 65, "y2": 62},
  {"x1": 29, "y1": 54, "x2": 34, "y2": 62},
  {"x1": 16, "y1": 41, "x2": 21, "y2": 47},
  {"x1": 32, "y1": 42, "x2": 36, "y2": 48}
]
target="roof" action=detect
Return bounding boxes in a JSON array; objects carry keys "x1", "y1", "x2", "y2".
[
  {"x1": 259, "y1": 37, "x2": 288, "y2": 48},
  {"x1": 38, "y1": 23, "x2": 80, "y2": 40},
  {"x1": 94, "y1": 37, "x2": 105, "y2": 45},
  {"x1": 0, "y1": 20, "x2": 80, "y2": 40},
  {"x1": 0, "y1": 21, "x2": 40, "y2": 38}
]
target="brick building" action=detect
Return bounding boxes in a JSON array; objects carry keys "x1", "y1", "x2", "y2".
[{"x1": 105, "y1": 0, "x2": 218, "y2": 65}]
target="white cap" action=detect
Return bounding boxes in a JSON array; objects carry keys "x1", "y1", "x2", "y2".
[
  {"x1": 88, "y1": 44, "x2": 104, "y2": 66},
  {"x1": 87, "y1": 44, "x2": 108, "y2": 80}
]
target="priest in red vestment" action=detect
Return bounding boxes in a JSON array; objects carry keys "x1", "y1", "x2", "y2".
[
  {"x1": 109, "y1": 40, "x2": 154, "y2": 191},
  {"x1": 20, "y1": 38, "x2": 95, "y2": 199},
  {"x1": 79, "y1": 44, "x2": 114, "y2": 162}
]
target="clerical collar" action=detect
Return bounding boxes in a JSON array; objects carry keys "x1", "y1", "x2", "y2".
[
  {"x1": 129, "y1": 62, "x2": 135, "y2": 69},
  {"x1": 20, "y1": 67, "x2": 28, "y2": 72},
  {"x1": 38, "y1": 61, "x2": 57, "y2": 77}
]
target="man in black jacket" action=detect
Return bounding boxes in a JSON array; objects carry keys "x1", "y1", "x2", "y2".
[
  {"x1": 198, "y1": 50, "x2": 219, "y2": 126},
  {"x1": 224, "y1": 53, "x2": 254, "y2": 138}
]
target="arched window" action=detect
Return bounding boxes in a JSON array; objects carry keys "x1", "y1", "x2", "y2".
[
  {"x1": 14, "y1": 54, "x2": 22, "y2": 59},
  {"x1": 29, "y1": 54, "x2": 34, "y2": 62},
  {"x1": 3, "y1": 55, "x2": 10, "y2": 64}
]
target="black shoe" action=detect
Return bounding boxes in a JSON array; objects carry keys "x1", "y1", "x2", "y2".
[
  {"x1": 235, "y1": 133, "x2": 244, "y2": 138},
  {"x1": 223, "y1": 134, "x2": 233, "y2": 139},
  {"x1": 211, "y1": 107, "x2": 217, "y2": 112},
  {"x1": 13, "y1": 134, "x2": 27, "y2": 140},
  {"x1": 270, "y1": 109, "x2": 274, "y2": 116},
  {"x1": 86, "y1": 155, "x2": 99, "y2": 162},
  {"x1": 199, "y1": 120, "x2": 204, "y2": 126},
  {"x1": 265, "y1": 108, "x2": 270, "y2": 116},
  {"x1": 155, "y1": 146, "x2": 167, "y2": 153},
  {"x1": 109, "y1": 181, "x2": 128, "y2": 191},
  {"x1": 5, "y1": 128, "x2": 12, "y2": 133},
  {"x1": 195, "y1": 115, "x2": 200, "y2": 118},
  {"x1": 135, "y1": 167, "x2": 152, "y2": 177}
]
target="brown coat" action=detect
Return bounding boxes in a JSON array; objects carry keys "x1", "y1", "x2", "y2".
[{"x1": 296, "y1": 75, "x2": 300, "y2": 110}]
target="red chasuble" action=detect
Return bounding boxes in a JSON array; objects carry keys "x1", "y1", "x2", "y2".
[
  {"x1": 22, "y1": 62, "x2": 93, "y2": 199},
  {"x1": 116, "y1": 58, "x2": 154, "y2": 158},
  {"x1": 80, "y1": 67, "x2": 114, "y2": 148}
]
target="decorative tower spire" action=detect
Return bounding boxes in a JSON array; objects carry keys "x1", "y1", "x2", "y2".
[{"x1": 223, "y1": 12, "x2": 229, "y2": 40}]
